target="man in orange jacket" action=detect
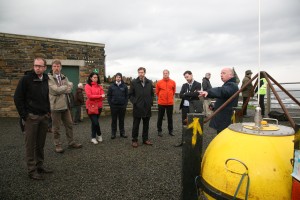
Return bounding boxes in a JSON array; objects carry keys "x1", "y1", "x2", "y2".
[{"x1": 156, "y1": 69, "x2": 176, "y2": 137}]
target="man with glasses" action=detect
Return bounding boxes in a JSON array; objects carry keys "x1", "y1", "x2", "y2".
[{"x1": 14, "y1": 57, "x2": 53, "y2": 180}]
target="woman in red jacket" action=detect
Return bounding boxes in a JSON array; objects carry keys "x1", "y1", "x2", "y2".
[{"x1": 85, "y1": 72, "x2": 105, "y2": 144}]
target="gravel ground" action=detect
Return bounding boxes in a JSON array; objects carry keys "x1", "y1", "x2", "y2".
[
  {"x1": 1, "y1": 109, "x2": 289, "y2": 200},
  {"x1": 0, "y1": 112, "x2": 221, "y2": 200}
]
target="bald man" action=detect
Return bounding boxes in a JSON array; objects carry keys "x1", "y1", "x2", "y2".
[{"x1": 199, "y1": 68, "x2": 239, "y2": 133}]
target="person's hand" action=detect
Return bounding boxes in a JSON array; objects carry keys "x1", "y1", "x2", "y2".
[
  {"x1": 198, "y1": 91, "x2": 208, "y2": 98},
  {"x1": 101, "y1": 94, "x2": 105, "y2": 98},
  {"x1": 66, "y1": 86, "x2": 72, "y2": 93}
]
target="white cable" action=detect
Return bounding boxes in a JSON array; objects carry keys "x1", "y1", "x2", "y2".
[{"x1": 257, "y1": 0, "x2": 261, "y2": 107}]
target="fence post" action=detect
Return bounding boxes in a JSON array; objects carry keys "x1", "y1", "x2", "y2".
[{"x1": 182, "y1": 113, "x2": 204, "y2": 200}]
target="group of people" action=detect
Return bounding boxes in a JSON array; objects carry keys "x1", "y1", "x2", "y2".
[{"x1": 14, "y1": 56, "x2": 246, "y2": 180}]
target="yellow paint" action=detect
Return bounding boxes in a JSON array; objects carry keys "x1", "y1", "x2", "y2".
[
  {"x1": 231, "y1": 111, "x2": 236, "y2": 124},
  {"x1": 187, "y1": 117, "x2": 203, "y2": 147},
  {"x1": 295, "y1": 130, "x2": 300, "y2": 142},
  {"x1": 261, "y1": 120, "x2": 268, "y2": 125},
  {"x1": 243, "y1": 124, "x2": 279, "y2": 131},
  {"x1": 201, "y1": 128, "x2": 294, "y2": 199}
]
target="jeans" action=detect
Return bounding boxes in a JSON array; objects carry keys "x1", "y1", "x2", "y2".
[{"x1": 87, "y1": 108, "x2": 102, "y2": 138}]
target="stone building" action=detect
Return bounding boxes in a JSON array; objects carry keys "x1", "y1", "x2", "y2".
[{"x1": 0, "y1": 32, "x2": 105, "y2": 117}]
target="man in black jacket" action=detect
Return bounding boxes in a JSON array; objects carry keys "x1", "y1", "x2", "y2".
[
  {"x1": 179, "y1": 70, "x2": 202, "y2": 125},
  {"x1": 107, "y1": 72, "x2": 128, "y2": 139},
  {"x1": 129, "y1": 67, "x2": 154, "y2": 148},
  {"x1": 202, "y1": 72, "x2": 213, "y2": 117},
  {"x1": 199, "y1": 67, "x2": 239, "y2": 133},
  {"x1": 14, "y1": 57, "x2": 53, "y2": 180}
]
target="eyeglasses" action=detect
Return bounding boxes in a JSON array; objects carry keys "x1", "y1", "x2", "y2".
[{"x1": 34, "y1": 65, "x2": 45, "y2": 68}]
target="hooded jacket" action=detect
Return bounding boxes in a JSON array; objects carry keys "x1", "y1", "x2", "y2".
[
  {"x1": 155, "y1": 78, "x2": 176, "y2": 105},
  {"x1": 85, "y1": 82, "x2": 105, "y2": 109},
  {"x1": 14, "y1": 70, "x2": 50, "y2": 119}
]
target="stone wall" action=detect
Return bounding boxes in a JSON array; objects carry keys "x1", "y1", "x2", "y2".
[{"x1": 0, "y1": 32, "x2": 105, "y2": 117}]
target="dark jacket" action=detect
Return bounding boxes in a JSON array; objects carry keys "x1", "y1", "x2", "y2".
[
  {"x1": 206, "y1": 77, "x2": 239, "y2": 132},
  {"x1": 107, "y1": 81, "x2": 128, "y2": 108},
  {"x1": 202, "y1": 77, "x2": 212, "y2": 100},
  {"x1": 74, "y1": 88, "x2": 84, "y2": 106},
  {"x1": 129, "y1": 77, "x2": 154, "y2": 118},
  {"x1": 179, "y1": 80, "x2": 202, "y2": 109},
  {"x1": 202, "y1": 77, "x2": 212, "y2": 91},
  {"x1": 241, "y1": 75, "x2": 253, "y2": 97},
  {"x1": 14, "y1": 70, "x2": 50, "y2": 120}
]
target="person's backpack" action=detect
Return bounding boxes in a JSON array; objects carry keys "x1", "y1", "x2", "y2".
[{"x1": 268, "y1": 111, "x2": 288, "y2": 121}]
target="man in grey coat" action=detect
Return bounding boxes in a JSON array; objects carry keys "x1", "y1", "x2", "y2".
[{"x1": 48, "y1": 59, "x2": 82, "y2": 153}]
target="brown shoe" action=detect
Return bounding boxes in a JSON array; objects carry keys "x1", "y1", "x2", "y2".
[
  {"x1": 132, "y1": 142, "x2": 138, "y2": 148},
  {"x1": 143, "y1": 140, "x2": 153, "y2": 145},
  {"x1": 55, "y1": 145, "x2": 64, "y2": 153},
  {"x1": 69, "y1": 143, "x2": 82, "y2": 149},
  {"x1": 37, "y1": 167, "x2": 54, "y2": 174},
  {"x1": 28, "y1": 172, "x2": 44, "y2": 180}
]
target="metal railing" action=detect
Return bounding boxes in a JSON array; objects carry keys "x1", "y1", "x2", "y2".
[{"x1": 265, "y1": 82, "x2": 300, "y2": 121}]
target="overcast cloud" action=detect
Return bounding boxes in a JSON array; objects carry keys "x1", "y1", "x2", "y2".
[{"x1": 0, "y1": 0, "x2": 299, "y2": 89}]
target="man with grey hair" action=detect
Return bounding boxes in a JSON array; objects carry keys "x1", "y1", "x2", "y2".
[
  {"x1": 202, "y1": 72, "x2": 212, "y2": 117},
  {"x1": 48, "y1": 59, "x2": 82, "y2": 153},
  {"x1": 199, "y1": 68, "x2": 239, "y2": 133},
  {"x1": 155, "y1": 69, "x2": 176, "y2": 137}
]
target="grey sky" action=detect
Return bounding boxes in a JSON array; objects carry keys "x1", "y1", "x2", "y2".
[{"x1": 1, "y1": 0, "x2": 299, "y2": 89}]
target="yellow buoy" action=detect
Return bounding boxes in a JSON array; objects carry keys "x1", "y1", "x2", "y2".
[{"x1": 200, "y1": 123, "x2": 294, "y2": 199}]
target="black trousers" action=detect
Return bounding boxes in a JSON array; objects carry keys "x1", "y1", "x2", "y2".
[
  {"x1": 132, "y1": 116, "x2": 150, "y2": 142},
  {"x1": 181, "y1": 106, "x2": 189, "y2": 125},
  {"x1": 110, "y1": 106, "x2": 126, "y2": 136},
  {"x1": 157, "y1": 105, "x2": 173, "y2": 132},
  {"x1": 242, "y1": 97, "x2": 249, "y2": 115},
  {"x1": 73, "y1": 105, "x2": 82, "y2": 123},
  {"x1": 259, "y1": 95, "x2": 265, "y2": 115}
]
